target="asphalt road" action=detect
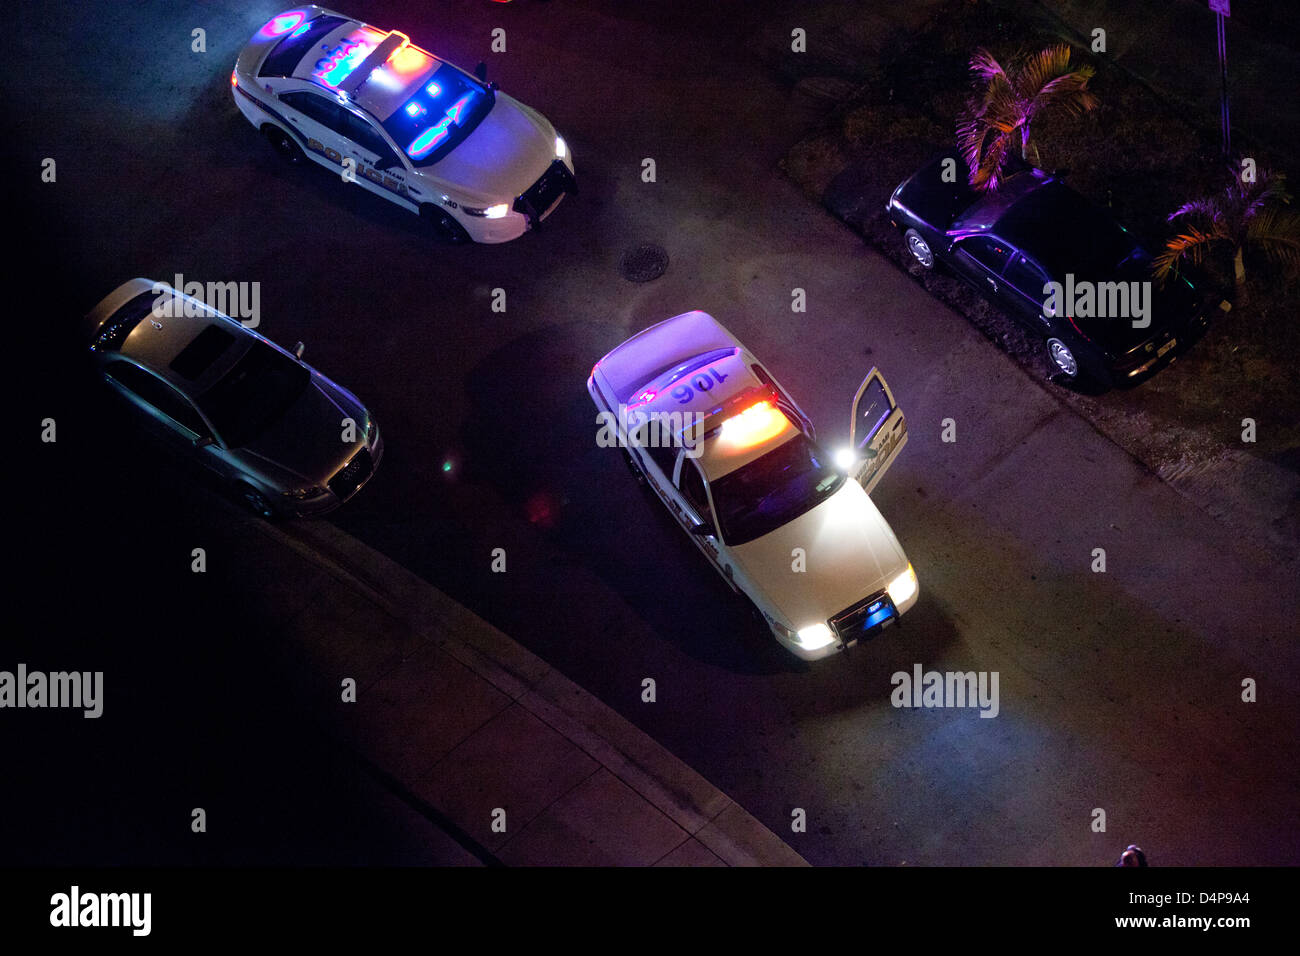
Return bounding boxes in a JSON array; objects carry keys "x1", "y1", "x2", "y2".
[{"x1": 11, "y1": 0, "x2": 1299, "y2": 865}]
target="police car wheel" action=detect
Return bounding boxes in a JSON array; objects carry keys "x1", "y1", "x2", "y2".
[
  {"x1": 421, "y1": 205, "x2": 471, "y2": 244},
  {"x1": 263, "y1": 126, "x2": 304, "y2": 165},
  {"x1": 619, "y1": 448, "x2": 646, "y2": 485}
]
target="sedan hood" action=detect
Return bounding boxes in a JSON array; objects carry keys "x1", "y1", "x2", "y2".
[
  {"x1": 730, "y1": 480, "x2": 908, "y2": 628},
  {"x1": 242, "y1": 376, "x2": 366, "y2": 485},
  {"x1": 420, "y1": 93, "x2": 555, "y2": 202}
]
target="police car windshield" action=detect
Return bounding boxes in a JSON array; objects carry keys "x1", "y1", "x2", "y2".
[
  {"x1": 709, "y1": 434, "x2": 844, "y2": 546},
  {"x1": 196, "y1": 341, "x2": 310, "y2": 448},
  {"x1": 380, "y1": 62, "x2": 494, "y2": 167}
]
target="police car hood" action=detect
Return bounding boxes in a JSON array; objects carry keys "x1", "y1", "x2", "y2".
[
  {"x1": 417, "y1": 93, "x2": 556, "y2": 202},
  {"x1": 241, "y1": 375, "x2": 366, "y2": 485},
  {"x1": 729, "y1": 480, "x2": 908, "y2": 627}
]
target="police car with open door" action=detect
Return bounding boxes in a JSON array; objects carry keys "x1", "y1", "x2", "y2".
[
  {"x1": 588, "y1": 311, "x2": 917, "y2": 661},
  {"x1": 232, "y1": 6, "x2": 575, "y2": 243}
]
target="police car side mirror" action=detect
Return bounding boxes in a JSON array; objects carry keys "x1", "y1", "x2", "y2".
[
  {"x1": 474, "y1": 61, "x2": 488, "y2": 82},
  {"x1": 293, "y1": 341, "x2": 306, "y2": 359}
]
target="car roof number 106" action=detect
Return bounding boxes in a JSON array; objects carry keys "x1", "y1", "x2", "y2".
[{"x1": 672, "y1": 366, "x2": 729, "y2": 404}]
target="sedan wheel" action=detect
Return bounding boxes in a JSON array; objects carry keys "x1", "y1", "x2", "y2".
[
  {"x1": 904, "y1": 229, "x2": 935, "y2": 269},
  {"x1": 1046, "y1": 338, "x2": 1079, "y2": 378},
  {"x1": 238, "y1": 483, "x2": 275, "y2": 519}
]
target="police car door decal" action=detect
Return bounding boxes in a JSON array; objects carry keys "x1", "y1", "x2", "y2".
[{"x1": 849, "y1": 368, "x2": 908, "y2": 496}]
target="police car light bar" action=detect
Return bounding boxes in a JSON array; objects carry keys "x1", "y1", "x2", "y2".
[
  {"x1": 718, "y1": 400, "x2": 787, "y2": 450},
  {"x1": 337, "y1": 30, "x2": 410, "y2": 96},
  {"x1": 687, "y1": 384, "x2": 783, "y2": 447}
]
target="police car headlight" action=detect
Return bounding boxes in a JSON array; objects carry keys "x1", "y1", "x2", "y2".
[
  {"x1": 887, "y1": 563, "x2": 918, "y2": 607},
  {"x1": 796, "y1": 623, "x2": 835, "y2": 650},
  {"x1": 555, "y1": 136, "x2": 567, "y2": 160},
  {"x1": 463, "y1": 203, "x2": 510, "y2": 219}
]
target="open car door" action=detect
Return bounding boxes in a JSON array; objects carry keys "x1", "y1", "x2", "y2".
[{"x1": 849, "y1": 367, "x2": 907, "y2": 495}]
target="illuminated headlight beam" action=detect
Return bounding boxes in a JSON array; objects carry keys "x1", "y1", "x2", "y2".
[
  {"x1": 886, "y1": 563, "x2": 918, "y2": 607},
  {"x1": 796, "y1": 623, "x2": 835, "y2": 650}
]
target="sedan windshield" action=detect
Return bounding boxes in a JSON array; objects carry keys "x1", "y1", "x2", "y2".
[
  {"x1": 709, "y1": 435, "x2": 844, "y2": 546},
  {"x1": 196, "y1": 342, "x2": 309, "y2": 448}
]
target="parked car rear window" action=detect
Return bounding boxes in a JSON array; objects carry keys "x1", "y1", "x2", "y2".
[
  {"x1": 259, "y1": 15, "x2": 348, "y2": 78},
  {"x1": 170, "y1": 325, "x2": 237, "y2": 381}
]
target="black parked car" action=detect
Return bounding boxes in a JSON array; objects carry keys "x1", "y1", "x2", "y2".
[{"x1": 887, "y1": 151, "x2": 1229, "y2": 384}]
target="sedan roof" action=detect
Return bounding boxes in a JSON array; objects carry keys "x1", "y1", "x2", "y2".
[
  {"x1": 118, "y1": 290, "x2": 252, "y2": 395},
  {"x1": 995, "y1": 181, "x2": 1136, "y2": 277}
]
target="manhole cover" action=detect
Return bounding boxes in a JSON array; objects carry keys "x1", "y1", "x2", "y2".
[{"x1": 620, "y1": 243, "x2": 669, "y2": 282}]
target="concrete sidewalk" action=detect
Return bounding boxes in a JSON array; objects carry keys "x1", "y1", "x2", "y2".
[{"x1": 216, "y1": 507, "x2": 805, "y2": 867}]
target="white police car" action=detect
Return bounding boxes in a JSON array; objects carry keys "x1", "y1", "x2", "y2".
[
  {"x1": 232, "y1": 7, "x2": 575, "y2": 243},
  {"x1": 588, "y1": 311, "x2": 918, "y2": 661}
]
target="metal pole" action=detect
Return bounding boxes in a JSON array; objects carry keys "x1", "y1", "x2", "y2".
[{"x1": 1218, "y1": 12, "x2": 1230, "y2": 156}]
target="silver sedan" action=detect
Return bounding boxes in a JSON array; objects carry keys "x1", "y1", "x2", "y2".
[{"x1": 85, "y1": 278, "x2": 383, "y2": 517}]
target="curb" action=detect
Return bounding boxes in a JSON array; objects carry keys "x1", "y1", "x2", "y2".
[{"x1": 256, "y1": 517, "x2": 809, "y2": 867}]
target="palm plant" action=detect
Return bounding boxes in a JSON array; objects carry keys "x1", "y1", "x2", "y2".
[
  {"x1": 1154, "y1": 165, "x2": 1300, "y2": 298},
  {"x1": 957, "y1": 44, "x2": 1099, "y2": 191}
]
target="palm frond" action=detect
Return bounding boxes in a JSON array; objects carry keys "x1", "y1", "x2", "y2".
[
  {"x1": 968, "y1": 47, "x2": 1009, "y2": 83},
  {"x1": 1245, "y1": 206, "x2": 1300, "y2": 274},
  {"x1": 1167, "y1": 197, "x2": 1225, "y2": 224},
  {"x1": 1019, "y1": 44, "x2": 1084, "y2": 97},
  {"x1": 1032, "y1": 71, "x2": 1099, "y2": 119},
  {"x1": 1240, "y1": 169, "x2": 1291, "y2": 222},
  {"x1": 970, "y1": 125, "x2": 1018, "y2": 190},
  {"x1": 1153, "y1": 226, "x2": 1224, "y2": 279}
]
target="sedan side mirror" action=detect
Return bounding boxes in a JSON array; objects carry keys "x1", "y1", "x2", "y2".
[{"x1": 293, "y1": 341, "x2": 305, "y2": 359}]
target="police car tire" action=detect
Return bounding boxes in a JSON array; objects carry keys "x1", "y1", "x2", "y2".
[
  {"x1": 420, "y1": 204, "x2": 472, "y2": 244},
  {"x1": 263, "y1": 126, "x2": 305, "y2": 165},
  {"x1": 619, "y1": 447, "x2": 646, "y2": 484}
]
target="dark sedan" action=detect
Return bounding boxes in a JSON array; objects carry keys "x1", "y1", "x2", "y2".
[
  {"x1": 85, "y1": 278, "x2": 383, "y2": 518},
  {"x1": 887, "y1": 151, "x2": 1229, "y2": 384}
]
